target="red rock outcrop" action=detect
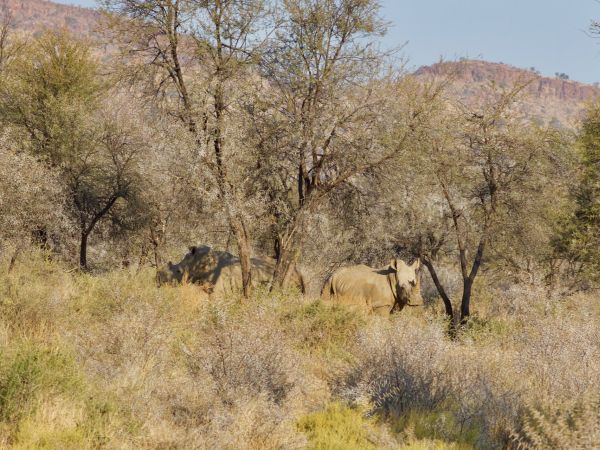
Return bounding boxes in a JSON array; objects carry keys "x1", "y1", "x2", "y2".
[
  {"x1": 415, "y1": 60, "x2": 600, "y2": 128},
  {"x1": 4, "y1": 0, "x2": 99, "y2": 37}
]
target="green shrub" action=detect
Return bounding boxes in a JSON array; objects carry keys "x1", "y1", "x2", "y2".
[
  {"x1": 0, "y1": 341, "x2": 82, "y2": 424},
  {"x1": 282, "y1": 300, "x2": 364, "y2": 355},
  {"x1": 297, "y1": 403, "x2": 386, "y2": 450},
  {"x1": 391, "y1": 410, "x2": 478, "y2": 450},
  {"x1": 0, "y1": 339, "x2": 136, "y2": 448}
]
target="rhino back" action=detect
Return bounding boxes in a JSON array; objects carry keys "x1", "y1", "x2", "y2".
[
  {"x1": 250, "y1": 256, "x2": 276, "y2": 283},
  {"x1": 329, "y1": 265, "x2": 394, "y2": 311},
  {"x1": 212, "y1": 263, "x2": 244, "y2": 295}
]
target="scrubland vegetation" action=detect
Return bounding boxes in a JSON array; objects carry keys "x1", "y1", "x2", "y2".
[
  {"x1": 1, "y1": 0, "x2": 600, "y2": 448},
  {"x1": 0, "y1": 254, "x2": 598, "y2": 449}
]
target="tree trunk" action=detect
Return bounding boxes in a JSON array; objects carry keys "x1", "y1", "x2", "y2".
[
  {"x1": 271, "y1": 239, "x2": 297, "y2": 290},
  {"x1": 210, "y1": 65, "x2": 253, "y2": 298},
  {"x1": 76, "y1": 195, "x2": 120, "y2": 271},
  {"x1": 152, "y1": 242, "x2": 162, "y2": 269},
  {"x1": 231, "y1": 215, "x2": 252, "y2": 298},
  {"x1": 137, "y1": 244, "x2": 149, "y2": 272},
  {"x1": 422, "y1": 258, "x2": 453, "y2": 318},
  {"x1": 461, "y1": 238, "x2": 485, "y2": 323},
  {"x1": 271, "y1": 211, "x2": 306, "y2": 290},
  {"x1": 79, "y1": 230, "x2": 89, "y2": 270},
  {"x1": 422, "y1": 258, "x2": 458, "y2": 337},
  {"x1": 7, "y1": 245, "x2": 22, "y2": 273},
  {"x1": 460, "y1": 278, "x2": 472, "y2": 323},
  {"x1": 149, "y1": 225, "x2": 165, "y2": 268}
]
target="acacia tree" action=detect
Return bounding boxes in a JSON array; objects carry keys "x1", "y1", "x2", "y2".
[
  {"x1": 554, "y1": 104, "x2": 600, "y2": 285},
  {"x1": 0, "y1": 140, "x2": 68, "y2": 271},
  {"x1": 389, "y1": 85, "x2": 566, "y2": 324},
  {"x1": 67, "y1": 102, "x2": 145, "y2": 269},
  {"x1": 136, "y1": 115, "x2": 216, "y2": 268},
  {"x1": 251, "y1": 0, "x2": 442, "y2": 287},
  {"x1": 0, "y1": 0, "x2": 16, "y2": 73},
  {"x1": 101, "y1": 0, "x2": 271, "y2": 296},
  {"x1": 0, "y1": 32, "x2": 143, "y2": 269}
]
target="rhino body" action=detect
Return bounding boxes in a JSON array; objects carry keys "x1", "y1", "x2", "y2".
[
  {"x1": 156, "y1": 245, "x2": 304, "y2": 294},
  {"x1": 321, "y1": 259, "x2": 422, "y2": 315}
]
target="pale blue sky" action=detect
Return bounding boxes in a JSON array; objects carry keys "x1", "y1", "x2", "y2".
[{"x1": 55, "y1": 0, "x2": 600, "y2": 84}]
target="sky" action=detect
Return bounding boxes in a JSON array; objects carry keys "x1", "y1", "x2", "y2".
[
  {"x1": 55, "y1": 0, "x2": 600, "y2": 84},
  {"x1": 379, "y1": 0, "x2": 600, "y2": 84}
]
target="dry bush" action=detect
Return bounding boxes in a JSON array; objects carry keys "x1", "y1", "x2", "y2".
[
  {"x1": 340, "y1": 316, "x2": 521, "y2": 448},
  {"x1": 0, "y1": 138, "x2": 71, "y2": 263},
  {"x1": 511, "y1": 394, "x2": 600, "y2": 449},
  {"x1": 339, "y1": 288, "x2": 600, "y2": 449},
  {"x1": 175, "y1": 299, "x2": 328, "y2": 449},
  {"x1": 186, "y1": 305, "x2": 303, "y2": 405},
  {"x1": 60, "y1": 271, "x2": 329, "y2": 448},
  {"x1": 1, "y1": 254, "x2": 599, "y2": 449}
]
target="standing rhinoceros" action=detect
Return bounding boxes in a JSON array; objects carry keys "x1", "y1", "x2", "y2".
[
  {"x1": 321, "y1": 259, "x2": 423, "y2": 315},
  {"x1": 156, "y1": 245, "x2": 305, "y2": 294}
]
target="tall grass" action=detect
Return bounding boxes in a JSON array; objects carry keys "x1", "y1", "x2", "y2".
[{"x1": 0, "y1": 251, "x2": 598, "y2": 448}]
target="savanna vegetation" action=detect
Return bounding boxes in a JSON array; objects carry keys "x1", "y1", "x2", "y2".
[{"x1": 0, "y1": 0, "x2": 599, "y2": 448}]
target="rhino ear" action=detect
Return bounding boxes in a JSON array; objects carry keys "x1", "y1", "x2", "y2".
[
  {"x1": 189, "y1": 246, "x2": 197, "y2": 255},
  {"x1": 390, "y1": 259, "x2": 398, "y2": 271},
  {"x1": 411, "y1": 258, "x2": 421, "y2": 271},
  {"x1": 168, "y1": 261, "x2": 173, "y2": 269}
]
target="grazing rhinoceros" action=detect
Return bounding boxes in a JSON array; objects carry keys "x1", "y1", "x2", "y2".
[
  {"x1": 321, "y1": 259, "x2": 423, "y2": 315},
  {"x1": 156, "y1": 245, "x2": 305, "y2": 294}
]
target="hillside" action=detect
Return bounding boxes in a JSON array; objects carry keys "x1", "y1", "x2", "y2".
[
  {"x1": 4, "y1": 0, "x2": 99, "y2": 37},
  {"x1": 415, "y1": 60, "x2": 600, "y2": 128},
  {"x1": 3, "y1": 0, "x2": 599, "y2": 129}
]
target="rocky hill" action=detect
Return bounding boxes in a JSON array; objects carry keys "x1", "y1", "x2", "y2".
[
  {"x1": 415, "y1": 60, "x2": 600, "y2": 128},
  {"x1": 4, "y1": 0, "x2": 99, "y2": 37},
  {"x1": 3, "y1": 0, "x2": 598, "y2": 128}
]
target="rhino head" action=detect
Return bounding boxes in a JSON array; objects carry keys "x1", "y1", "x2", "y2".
[
  {"x1": 156, "y1": 261, "x2": 184, "y2": 286},
  {"x1": 389, "y1": 258, "x2": 423, "y2": 309}
]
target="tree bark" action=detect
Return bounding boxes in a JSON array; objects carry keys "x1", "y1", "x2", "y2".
[
  {"x1": 271, "y1": 236, "x2": 298, "y2": 290},
  {"x1": 80, "y1": 230, "x2": 89, "y2": 270},
  {"x1": 231, "y1": 214, "x2": 252, "y2": 297},
  {"x1": 271, "y1": 208, "x2": 306, "y2": 290},
  {"x1": 77, "y1": 195, "x2": 120, "y2": 271},
  {"x1": 149, "y1": 224, "x2": 166, "y2": 268},
  {"x1": 460, "y1": 237, "x2": 486, "y2": 323},
  {"x1": 7, "y1": 245, "x2": 22, "y2": 273},
  {"x1": 152, "y1": 240, "x2": 162, "y2": 269},
  {"x1": 422, "y1": 258, "x2": 454, "y2": 318},
  {"x1": 460, "y1": 278, "x2": 472, "y2": 323},
  {"x1": 211, "y1": 64, "x2": 253, "y2": 297}
]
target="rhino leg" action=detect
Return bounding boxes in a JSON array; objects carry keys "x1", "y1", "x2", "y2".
[
  {"x1": 372, "y1": 304, "x2": 394, "y2": 316},
  {"x1": 320, "y1": 278, "x2": 333, "y2": 301}
]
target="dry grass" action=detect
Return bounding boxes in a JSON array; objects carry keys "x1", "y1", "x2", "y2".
[{"x1": 0, "y1": 251, "x2": 599, "y2": 449}]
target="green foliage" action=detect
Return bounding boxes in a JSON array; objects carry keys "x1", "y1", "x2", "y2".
[
  {"x1": 457, "y1": 316, "x2": 512, "y2": 344},
  {"x1": 0, "y1": 340, "x2": 135, "y2": 448},
  {"x1": 0, "y1": 30, "x2": 150, "y2": 269},
  {"x1": 554, "y1": 103, "x2": 600, "y2": 283},
  {"x1": 297, "y1": 403, "x2": 381, "y2": 450},
  {"x1": 298, "y1": 403, "x2": 476, "y2": 450},
  {"x1": 391, "y1": 410, "x2": 478, "y2": 450},
  {"x1": 0, "y1": 341, "x2": 82, "y2": 424},
  {"x1": 281, "y1": 300, "x2": 364, "y2": 355},
  {"x1": 0, "y1": 31, "x2": 101, "y2": 165}
]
